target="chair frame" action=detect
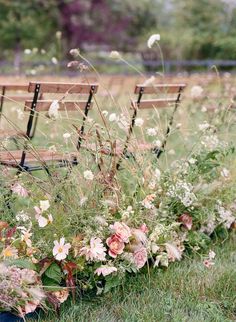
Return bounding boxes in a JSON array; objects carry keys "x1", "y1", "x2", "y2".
[
  {"x1": 0, "y1": 82, "x2": 98, "y2": 174},
  {"x1": 116, "y1": 83, "x2": 186, "y2": 169}
]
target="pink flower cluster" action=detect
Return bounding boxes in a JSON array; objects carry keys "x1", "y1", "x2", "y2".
[{"x1": 106, "y1": 222, "x2": 131, "y2": 258}]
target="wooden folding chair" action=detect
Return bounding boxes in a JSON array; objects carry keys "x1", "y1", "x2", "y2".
[
  {"x1": 116, "y1": 83, "x2": 186, "y2": 168},
  {"x1": 0, "y1": 83, "x2": 36, "y2": 139},
  {"x1": 0, "y1": 81, "x2": 98, "y2": 173}
]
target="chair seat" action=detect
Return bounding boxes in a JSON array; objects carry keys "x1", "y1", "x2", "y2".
[
  {"x1": 0, "y1": 129, "x2": 26, "y2": 139},
  {"x1": 0, "y1": 149, "x2": 78, "y2": 167}
]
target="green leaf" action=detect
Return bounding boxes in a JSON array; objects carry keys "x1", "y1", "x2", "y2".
[
  {"x1": 6, "y1": 258, "x2": 36, "y2": 270},
  {"x1": 44, "y1": 262, "x2": 62, "y2": 284},
  {"x1": 41, "y1": 275, "x2": 62, "y2": 291},
  {"x1": 104, "y1": 275, "x2": 123, "y2": 293}
]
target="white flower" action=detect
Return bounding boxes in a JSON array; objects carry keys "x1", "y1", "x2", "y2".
[
  {"x1": 24, "y1": 49, "x2": 31, "y2": 55},
  {"x1": 168, "y1": 149, "x2": 175, "y2": 155},
  {"x1": 69, "y1": 48, "x2": 80, "y2": 57},
  {"x1": 95, "y1": 265, "x2": 117, "y2": 277},
  {"x1": 108, "y1": 113, "x2": 118, "y2": 122},
  {"x1": 146, "y1": 128, "x2": 157, "y2": 136},
  {"x1": 201, "y1": 106, "x2": 207, "y2": 112},
  {"x1": 63, "y1": 132, "x2": 71, "y2": 142},
  {"x1": 147, "y1": 34, "x2": 160, "y2": 48},
  {"x1": 48, "y1": 100, "x2": 60, "y2": 119},
  {"x1": 208, "y1": 250, "x2": 216, "y2": 260},
  {"x1": 109, "y1": 51, "x2": 121, "y2": 60},
  {"x1": 36, "y1": 214, "x2": 53, "y2": 228},
  {"x1": 16, "y1": 211, "x2": 30, "y2": 222},
  {"x1": 56, "y1": 31, "x2": 62, "y2": 39},
  {"x1": 53, "y1": 237, "x2": 71, "y2": 261},
  {"x1": 189, "y1": 158, "x2": 197, "y2": 164},
  {"x1": 51, "y1": 57, "x2": 58, "y2": 64},
  {"x1": 21, "y1": 230, "x2": 33, "y2": 247},
  {"x1": 41, "y1": 49, "x2": 46, "y2": 54},
  {"x1": 135, "y1": 118, "x2": 144, "y2": 127},
  {"x1": 220, "y1": 168, "x2": 230, "y2": 178},
  {"x1": 190, "y1": 85, "x2": 203, "y2": 99},
  {"x1": 80, "y1": 237, "x2": 106, "y2": 261},
  {"x1": 102, "y1": 110, "x2": 108, "y2": 117},
  {"x1": 153, "y1": 140, "x2": 162, "y2": 148},
  {"x1": 83, "y1": 170, "x2": 94, "y2": 181},
  {"x1": 154, "y1": 168, "x2": 161, "y2": 181},
  {"x1": 198, "y1": 122, "x2": 210, "y2": 131},
  {"x1": 40, "y1": 200, "x2": 50, "y2": 212}
]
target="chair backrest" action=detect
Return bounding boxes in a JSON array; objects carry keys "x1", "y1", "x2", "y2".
[
  {"x1": 0, "y1": 83, "x2": 33, "y2": 121},
  {"x1": 23, "y1": 81, "x2": 98, "y2": 148},
  {"x1": 132, "y1": 83, "x2": 186, "y2": 109}
]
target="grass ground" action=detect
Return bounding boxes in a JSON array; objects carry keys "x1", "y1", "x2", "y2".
[{"x1": 32, "y1": 233, "x2": 236, "y2": 322}]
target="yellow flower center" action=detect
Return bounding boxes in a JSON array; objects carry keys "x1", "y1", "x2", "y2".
[{"x1": 58, "y1": 247, "x2": 63, "y2": 253}]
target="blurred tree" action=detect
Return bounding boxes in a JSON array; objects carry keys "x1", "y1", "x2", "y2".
[
  {"x1": 0, "y1": 0, "x2": 59, "y2": 69},
  {"x1": 172, "y1": 0, "x2": 236, "y2": 59},
  {"x1": 57, "y1": 0, "x2": 158, "y2": 52}
]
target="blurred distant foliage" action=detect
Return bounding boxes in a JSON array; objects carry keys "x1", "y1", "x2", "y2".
[{"x1": 0, "y1": 0, "x2": 236, "y2": 62}]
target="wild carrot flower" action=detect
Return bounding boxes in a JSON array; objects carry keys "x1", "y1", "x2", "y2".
[
  {"x1": 147, "y1": 34, "x2": 160, "y2": 48},
  {"x1": 83, "y1": 170, "x2": 94, "y2": 181}
]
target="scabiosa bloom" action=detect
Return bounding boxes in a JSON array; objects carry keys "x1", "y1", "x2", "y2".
[
  {"x1": 80, "y1": 237, "x2": 106, "y2": 261},
  {"x1": 83, "y1": 170, "x2": 94, "y2": 181},
  {"x1": 147, "y1": 34, "x2": 160, "y2": 48}
]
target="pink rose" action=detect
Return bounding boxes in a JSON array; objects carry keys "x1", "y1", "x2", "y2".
[
  {"x1": 133, "y1": 246, "x2": 148, "y2": 269},
  {"x1": 106, "y1": 234, "x2": 125, "y2": 258},
  {"x1": 110, "y1": 222, "x2": 131, "y2": 243}
]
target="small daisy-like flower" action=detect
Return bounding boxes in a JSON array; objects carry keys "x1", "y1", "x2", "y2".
[
  {"x1": 53, "y1": 237, "x2": 71, "y2": 261},
  {"x1": 146, "y1": 128, "x2": 157, "y2": 136}
]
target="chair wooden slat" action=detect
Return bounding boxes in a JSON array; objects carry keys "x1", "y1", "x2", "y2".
[
  {"x1": 4, "y1": 95, "x2": 34, "y2": 102},
  {"x1": 0, "y1": 149, "x2": 78, "y2": 166},
  {"x1": 0, "y1": 84, "x2": 29, "y2": 91},
  {"x1": 0, "y1": 129, "x2": 25, "y2": 138},
  {"x1": 28, "y1": 82, "x2": 98, "y2": 94},
  {"x1": 134, "y1": 84, "x2": 186, "y2": 94},
  {"x1": 132, "y1": 98, "x2": 179, "y2": 109},
  {"x1": 24, "y1": 100, "x2": 93, "y2": 111}
]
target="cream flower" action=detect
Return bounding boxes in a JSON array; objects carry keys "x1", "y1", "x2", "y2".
[
  {"x1": 53, "y1": 237, "x2": 71, "y2": 261},
  {"x1": 135, "y1": 118, "x2": 144, "y2": 127},
  {"x1": 146, "y1": 128, "x2": 157, "y2": 137},
  {"x1": 2, "y1": 246, "x2": 18, "y2": 259},
  {"x1": 39, "y1": 200, "x2": 50, "y2": 212},
  {"x1": 69, "y1": 48, "x2": 80, "y2": 57},
  {"x1": 190, "y1": 85, "x2": 203, "y2": 99},
  {"x1": 95, "y1": 265, "x2": 117, "y2": 277},
  {"x1": 109, "y1": 51, "x2": 121, "y2": 60},
  {"x1": 147, "y1": 34, "x2": 160, "y2": 48},
  {"x1": 83, "y1": 170, "x2": 94, "y2": 181}
]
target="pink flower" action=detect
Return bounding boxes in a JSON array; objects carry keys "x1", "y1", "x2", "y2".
[
  {"x1": 165, "y1": 243, "x2": 182, "y2": 261},
  {"x1": 178, "y1": 213, "x2": 193, "y2": 230},
  {"x1": 106, "y1": 234, "x2": 125, "y2": 258},
  {"x1": 80, "y1": 237, "x2": 106, "y2": 261},
  {"x1": 203, "y1": 259, "x2": 215, "y2": 268},
  {"x1": 95, "y1": 265, "x2": 117, "y2": 277},
  {"x1": 133, "y1": 246, "x2": 148, "y2": 269},
  {"x1": 11, "y1": 183, "x2": 29, "y2": 197},
  {"x1": 139, "y1": 223, "x2": 149, "y2": 234},
  {"x1": 24, "y1": 301, "x2": 39, "y2": 314},
  {"x1": 110, "y1": 222, "x2": 131, "y2": 243}
]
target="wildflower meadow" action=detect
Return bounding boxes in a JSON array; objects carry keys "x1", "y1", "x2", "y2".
[{"x1": 0, "y1": 1, "x2": 236, "y2": 321}]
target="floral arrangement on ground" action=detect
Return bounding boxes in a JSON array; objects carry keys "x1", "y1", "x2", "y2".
[{"x1": 0, "y1": 121, "x2": 235, "y2": 319}]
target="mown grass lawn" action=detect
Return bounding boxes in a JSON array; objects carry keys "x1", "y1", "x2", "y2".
[{"x1": 33, "y1": 233, "x2": 236, "y2": 322}]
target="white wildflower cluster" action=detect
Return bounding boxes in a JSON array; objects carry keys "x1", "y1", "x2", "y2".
[
  {"x1": 198, "y1": 122, "x2": 210, "y2": 131},
  {"x1": 167, "y1": 179, "x2": 197, "y2": 207},
  {"x1": 108, "y1": 113, "x2": 129, "y2": 131},
  {"x1": 16, "y1": 211, "x2": 30, "y2": 223},
  {"x1": 200, "y1": 214, "x2": 217, "y2": 235},
  {"x1": 146, "y1": 128, "x2": 158, "y2": 137},
  {"x1": 121, "y1": 206, "x2": 134, "y2": 220},
  {"x1": 201, "y1": 134, "x2": 220, "y2": 150},
  {"x1": 141, "y1": 194, "x2": 156, "y2": 209},
  {"x1": 217, "y1": 204, "x2": 235, "y2": 228}
]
